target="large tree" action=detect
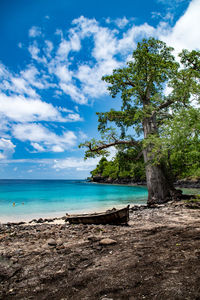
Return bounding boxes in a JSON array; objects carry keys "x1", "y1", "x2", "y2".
[{"x1": 81, "y1": 38, "x2": 200, "y2": 206}]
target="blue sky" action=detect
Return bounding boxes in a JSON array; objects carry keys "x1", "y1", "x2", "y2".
[{"x1": 0, "y1": 0, "x2": 199, "y2": 179}]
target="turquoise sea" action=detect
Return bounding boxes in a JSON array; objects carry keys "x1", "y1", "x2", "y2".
[{"x1": 0, "y1": 180, "x2": 148, "y2": 223}]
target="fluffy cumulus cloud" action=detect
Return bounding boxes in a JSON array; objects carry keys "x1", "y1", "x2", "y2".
[
  {"x1": 23, "y1": 16, "x2": 159, "y2": 105},
  {"x1": 12, "y1": 123, "x2": 77, "y2": 152},
  {"x1": 0, "y1": 93, "x2": 65, "y2": 122},
  {"x1": 49, "y1": 16, "x2": 156, "y2": 102},
  {"x1": 0, "y1": 58, "x2": 82, "y2": 158},
  {"x1": 25, "y1": 5, "x2": 200, "y2": 108},
  {"x1": 160, "y1": 0, "x2": 200, "y2": 54}
]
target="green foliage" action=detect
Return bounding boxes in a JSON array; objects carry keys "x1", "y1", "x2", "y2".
[
  {"x1": 81, "y1": 38, "x2": 200, "y2": 184},
  {"x1": 160, "y1": 107, "x2": 200, "y2": 179},
  {"x1": 91, "y1": 149, "x2": 145, "y2": 181}
]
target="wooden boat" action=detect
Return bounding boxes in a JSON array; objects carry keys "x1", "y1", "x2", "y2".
[{"x1": 66, "y1": 205, "x2": 130, "y2": 225}]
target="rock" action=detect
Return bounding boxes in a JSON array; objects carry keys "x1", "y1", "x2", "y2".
[
  {"x1": 99, "y1": 238, "x2": 117, "y2": 245},
  {"x1": 47, "y1": 219, "x2": 53, "y2": 222},
  {"x1": 57, "y1": 239, "x2": 63, "y2": 246},
  {"x1": 37, "y1": 218, "x2": 44, "y2": 223},
  {"x1": 29, "y1": 219, "x2": 37, "y2": 224},
  {"x1": 47, "y1": 239, "x2": 57, "y2": 246},
  {"x1": 88, "y1": 235, "x2": 101, "y2": 242}
]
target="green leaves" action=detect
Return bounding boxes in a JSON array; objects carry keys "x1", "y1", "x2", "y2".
[
  {"x1": 160, "y1": 108, "x2": 200, "y2": 179},
  {"x1": 80, "y1": 37, "x2": 200, "y2": 184}
]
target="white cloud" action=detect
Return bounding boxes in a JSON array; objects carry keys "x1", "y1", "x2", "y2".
[
  {"x1": 114, "y1": 17, "x2": 129, "y2": 29},
  {"x1": 55, "y1": 65, "x2": 72, "y2": 82},
  {"x1": 11, "y1": 77, "x2": 37, "y2": 97},
  {"x1": 28, "y1": 41, "x2": 47, "y2": 64},
  {"x1": 0, "y1": 138, "x2": 15, "y2": 160},
  {"x1": 52, "y1": 17, "x2": 156, "y2": 102},
  {"x1": 159, "y1": 0, "x2": 200, "y2": 54},
  {"x1": 76, "y1": 60, "x2": 118, "y2": 98},
  {"x1": 92, "y1": 27, "x2": 117, "y2": 61},
  {"x1": 72, "y1": 16, "x2": 99, "y2": 37},
  {"x1": 51, "y1": 145, "x2": 65, "y2": 152},
  {"x1": 66, "y1": 113, "x2": 83, "y2": 122},
  {"x1": 106, "y1": 17, "x2": 129, "y2": 28},
  {"x1": 0, "y1": 93, "x2": 64, "y2": 122},
  {"x1": 44, "y1": 40, "x2": 54, "y2": 58},
  {"x1": 6, "y1": 4, "x2": 200, "y2": 110},
  {"x1": 56, "y1": 32, "x2": 81, "y2": 61},
  {"x1": 12, "y1": 123, "x2": 77, "y2": 152},
  {"x1": 0, "y1": 3, "x2": 199, "y2": 165},
  {"x1": 29, "y1": 26, "x2": 42, "y2": 38},
  {"x1": 52, "y1": 156, "x2": 100, "y2": 170},
  {"x1": 117, "y1": 23, "x2": 155, "y2": 54},
  {"x1": 0, "y1": 63, "x2": 53, "y2": 98},
  {"x1": 20, "y1": 66, "x2": 45, "y2": 89},
  {"x1": 59, "y1": 82, "x2": 87, "y2": 104},
  {"x1": 52, "y1": 146, "x2": 117, "y2": 171},
  {"x1": 57, "y1": 39, "x2": 71, "y2": 58},
  {"x1": 31, "y1": 142, "x2": 45, "y2": 152}
]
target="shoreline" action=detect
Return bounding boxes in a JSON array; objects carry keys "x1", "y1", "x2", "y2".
[
  {"x1": 90, "y1": 177, "x2": 200, "y2": 188},
  {"x1": 0, "y1": 203, "x2": 146, "y2": 224},
  {"x1": 0, "y1": 200, "x2": 200, "y2": 299},
  {"x1": 1, "y1": 186, "x2": 200, "y2": 224}
]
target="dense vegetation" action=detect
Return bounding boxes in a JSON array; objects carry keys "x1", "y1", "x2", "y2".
[
  {"x1": 81, "y1": 38, "x2": 200, "y2": 205},
  {"x1": 91, "y1": 107, "x2": 200, "y2": 182},
  {"x1": 90, "y1": 150, "x2": 145, "y2": 181}
]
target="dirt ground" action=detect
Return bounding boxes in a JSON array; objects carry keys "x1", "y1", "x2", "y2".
[{"x1": 0, "y1": 200, "x2": 200, "y2": 300}]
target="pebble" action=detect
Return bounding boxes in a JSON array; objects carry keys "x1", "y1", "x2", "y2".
[
  {"x1": 99, "y1": 238, "x2": 117, "y2": 245},
  {"x1": 47, "y1": 238, "x2": 57, "y2": 246},
  {"x1": 57, "y1": 239, "x2": 63, "y2": 246}
]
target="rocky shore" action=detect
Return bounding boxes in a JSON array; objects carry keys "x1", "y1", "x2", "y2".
[
  {"x1": 0, "y1": 199, "x2": 200, "y2": 299},
  {"x1": 90, "y1": 176, "x2": 200, "y2": 188}
]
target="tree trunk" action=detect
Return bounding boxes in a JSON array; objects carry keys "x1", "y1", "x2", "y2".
[{"x1": 143, "y1": 115, "x2": 175, "y2": 206}]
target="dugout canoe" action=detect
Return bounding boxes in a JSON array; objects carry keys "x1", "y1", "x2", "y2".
[{"x1": 66, "y1": 205, "x2": 130, "y2": 225}]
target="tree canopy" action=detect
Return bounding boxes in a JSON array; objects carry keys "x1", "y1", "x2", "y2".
[{"x1": 80, "y1": 38, "x2": 200, "y2": 205}]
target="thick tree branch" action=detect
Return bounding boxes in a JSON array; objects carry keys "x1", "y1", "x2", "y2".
[
  {"x1": 150, "y1": 99, "x2": 175, "y2": 118},
  {"x1": 87, "y1": 140, "x2": 139, "y2": 153},
  {"x1": 157, "y1": 99, "x2": 175, "y2": 110}
]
